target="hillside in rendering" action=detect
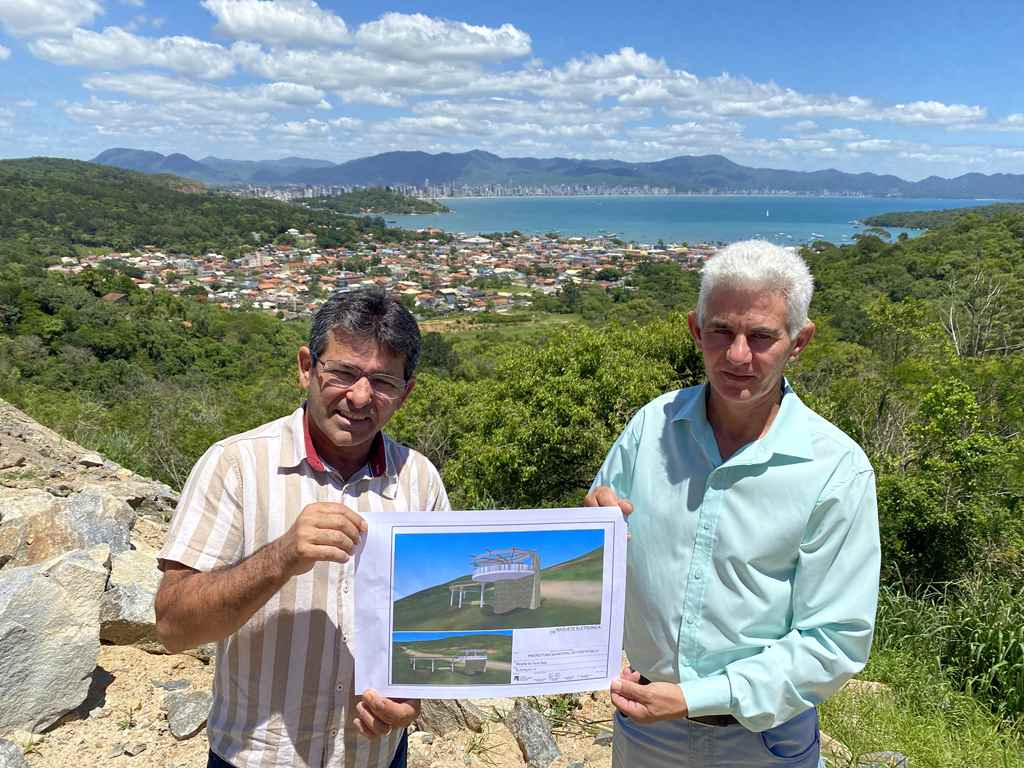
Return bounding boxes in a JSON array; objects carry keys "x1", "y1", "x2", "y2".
[{"x1": 393, "y1": 546, "x2": 604, "y2": 632}]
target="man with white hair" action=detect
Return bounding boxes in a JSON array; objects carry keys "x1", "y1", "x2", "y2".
[{"x1": 586, "y1": 240, "x2": 880, "y2": 767}]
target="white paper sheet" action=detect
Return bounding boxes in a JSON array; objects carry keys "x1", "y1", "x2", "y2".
[{"x1": 353, "y1": 506, "x2": 627, "y2": 699}]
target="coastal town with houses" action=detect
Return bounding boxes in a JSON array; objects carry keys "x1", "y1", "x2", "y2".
[{"x1": 44, "y1": 228, "x2": 720, "y2": 318}]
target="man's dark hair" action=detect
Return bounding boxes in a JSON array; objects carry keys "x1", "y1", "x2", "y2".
[{"x1": 309, "y1": 290, "x2": 421, "y2": 379}]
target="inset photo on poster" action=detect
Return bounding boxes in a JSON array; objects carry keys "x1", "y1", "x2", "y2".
[
  {"x1": 392, "y1": 529, "x2": 604, "y2": 631},
  {"x1": 391, "y1": 631, "x2": 513, "y2": 686}
]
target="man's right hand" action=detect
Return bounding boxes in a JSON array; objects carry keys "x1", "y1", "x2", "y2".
[
  {"x1": 584, "y1": 485, "x2": 634, "y2": 518},
  {"x1": 275, "y1": 502, "x2": 368, "y2": 578}
]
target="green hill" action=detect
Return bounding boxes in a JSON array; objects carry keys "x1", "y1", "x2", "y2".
[
  {"x1": 306, "y1": 188, "x2": 450, "y2": 215},
  {"x1": 863, "y1": 203, "x2": 1024, "y2": 229},
  {"x1": 391, "y1": 633, "x2": 512, "y2": 685},
  {"x1": 0, "y1": 157, "x2": 418, "y2": 265},
  {"x1": 540, "y1": 544, "x2": 604, "y2": 582},
  {"x1": 393, "y1": 545, "x2": 604, "y2": 631}
]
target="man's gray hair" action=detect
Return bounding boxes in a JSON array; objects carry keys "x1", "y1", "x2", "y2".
[
  {"x1": 697, "y1": 240, "x2": 814, "y2": 337},
  {"x1": 309, "y1": 290, "x2": 421, "y2": 379}
]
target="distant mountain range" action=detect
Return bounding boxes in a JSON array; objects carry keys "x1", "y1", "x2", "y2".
[{"x1": 91, "y1": 147, "x2": 1024, "y2": 199}]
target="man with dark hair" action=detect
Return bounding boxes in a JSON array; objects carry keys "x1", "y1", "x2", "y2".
[{"x1": 155, "y1": 290, "x2": 449, "y2": 768}]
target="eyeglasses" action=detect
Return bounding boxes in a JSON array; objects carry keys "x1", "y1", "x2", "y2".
[{"x1": 312, "y1": 356, "x2": 408, "y2": 401}]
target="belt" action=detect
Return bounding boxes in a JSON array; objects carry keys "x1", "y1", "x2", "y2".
[{"x1": 637, "y1": 674, "x2": 739, "y2": 727}]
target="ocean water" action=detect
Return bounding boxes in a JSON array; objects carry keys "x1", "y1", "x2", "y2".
[{"x1": 387, "y1": 195, "x2": 990, "y2": 245}]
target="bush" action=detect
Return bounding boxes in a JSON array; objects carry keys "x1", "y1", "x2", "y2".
[{"x1": 874, "y1": 557, "x2": 1024, "y2": 726}]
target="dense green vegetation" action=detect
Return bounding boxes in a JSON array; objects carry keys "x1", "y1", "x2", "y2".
[
  {"x1": 0, "y1": 158, "x2": 423, "y2": 264},
  {"x1": 2, "y1": 166, "x2": 1023, "y2": 762},
  {"x1": 305, "y1": 187, "x2": 450, "y2": 214},
  {"x1": 864, "y1": 202, "x2": 1024, "y2": 229}
]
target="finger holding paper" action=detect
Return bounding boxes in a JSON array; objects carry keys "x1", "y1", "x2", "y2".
[
  {"x1": 610, "y1": 669, "x2": 688, "y2": 724},
  {"x1": 353, "y1": 690, "x2": 420, "y2": 737},
  {"x1": 585, "y1": 485, "x2": 634, "y2": 519}
]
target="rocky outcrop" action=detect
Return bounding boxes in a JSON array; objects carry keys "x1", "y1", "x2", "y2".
[
  {"x1": 0, "y1": 546, "x2": 109, "y2": 733},
  {"x1": 0, "y1": 397, "x2": 185, "y2": 736},
  {"x1": 100, "y1": 548, "x2": 163, "y2": 650},
  {"x1": 0, "y1": 486, "x2": 136, "y2": 568},
  {"x1": 0, "y1": 398, "x2": 177, "y2": 522}
]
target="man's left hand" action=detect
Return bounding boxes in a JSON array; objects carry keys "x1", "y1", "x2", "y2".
[
  {"x1": 610, "y1": 668, "x2": 688, "y2": 724},
  {"x1": 353, "y1": 690, "x2": 420, "y2": 737}
]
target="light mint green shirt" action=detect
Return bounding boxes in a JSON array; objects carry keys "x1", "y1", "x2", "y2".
[{"x1": 593, "y1": 382, "x2": 880, "y2": 732}]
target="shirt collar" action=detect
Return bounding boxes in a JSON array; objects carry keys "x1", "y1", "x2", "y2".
[
  {"x1": 671, "y1": 379, "x2": 814, "y2": 464},
  {"x1": 281, "y1": 404, "x2": 390, "y2": 479}
]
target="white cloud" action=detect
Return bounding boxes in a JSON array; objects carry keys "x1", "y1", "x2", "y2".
[
  {"x1": 271, "y1": 115, "x2": 360, "y2": 137},
  {"x1": 355, "y1": 13, "x2": 530, "y2": 63},
  {"x1": 201, "y1": 0, "x2": 348, "y2": 47},
  {"x1": 15, "y1": 98, "x2": 35, "y2": 107},
  {"x1": 882, "y1": 100, "x2": 985, "y2": 125},
  {"x1": 84, "y1": 72, "x2": 331, "y2": 111},
  {"x1": 339, "y1": 86, "x2": 405, "y2": 108},
  {"x1": 119, "y1": 0, "x2": 144, "y2": 5},
  {"x1": 821, "y1": 128, "x2": 867, "y2": 140},
  {"x1": 0, "y1": 43, "x2": 10, "y2": 59},
  {"x1": 0, "y1": 0, "x2": 102, "y2": 36},
  {"x1": 847, "y1": 139, "x2": 896, "y2": 152},
  {"x1": 988, "y1": 113, "x2": 1024, "y2": 132},
  {"x1": 232, "y1": 42, "x2": 482, "y2": 94},
  {"x1": 560, "y1": 47, "x2": 669, "y2": 80},
  {"x1": 31, "y1": 27, "x2": 236, "y2": 79},
  {"x1": 63, "y1": 94, "x2": 272, "y2": 142}
]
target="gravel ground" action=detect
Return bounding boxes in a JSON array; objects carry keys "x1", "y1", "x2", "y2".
[{"x1": 22, "y1": 646, "x2": 615, "y2": 768}]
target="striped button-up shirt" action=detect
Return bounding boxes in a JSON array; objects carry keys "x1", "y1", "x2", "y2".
[
  {"x1": 158, "y1": 405, "x2": 450, "y2": 768},
  {"x1": 592, "y1": 382, "x2": 880, "y2": 731}
]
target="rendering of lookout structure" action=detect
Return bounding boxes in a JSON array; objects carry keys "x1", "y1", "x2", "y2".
[
  {"x1": 407, "y1": 649, "x2": 489, "y2": 675},
  {"x1": 449, "y1": 547, "x2": 541, "y2": 614}
]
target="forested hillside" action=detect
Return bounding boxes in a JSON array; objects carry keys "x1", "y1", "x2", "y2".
[
  {"x1": 0, "y1": 158, "x2": 421, "y2": 264},
  {"x1": 864, "y1": 202, "x2": 1024, "y2": 229},
  {"x1": 305, "y1": 187, "x2": 450, "y2": 215},
  {"x1": 2, "y1": 183, "x2": 1023, "y2": 761}
]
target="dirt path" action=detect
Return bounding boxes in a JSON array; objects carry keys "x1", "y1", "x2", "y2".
[{"x1": 541, "y1": 580, "x2": 602, "y2": 605}]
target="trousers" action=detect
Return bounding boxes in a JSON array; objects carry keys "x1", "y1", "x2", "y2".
[
  {"x1": 612, "y1": 707, "x2": 823, "y2": 768},
  {"x1": 207, "y1": 729, "x2": 409, "y2": 768}
]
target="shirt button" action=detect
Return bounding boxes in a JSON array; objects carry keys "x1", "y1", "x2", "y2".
[
  {"x1": 330, "y1": 728, "x2": 338, "y2": 737},
  {"x1": 693, "y1": 571, "x2": 702, "y2": 580},
  {"x1": 343, "y1": 582, "x2": 350, "y2": 593},
  {"x1": 702, "y1": 523, "x2": 711, "y2": 531},
  {"x1": 337, "y1": 683, "x2": 344, "y2": 692},
  {"x1": 687, "y1": 616, "x2": 696, "y2": 625}
]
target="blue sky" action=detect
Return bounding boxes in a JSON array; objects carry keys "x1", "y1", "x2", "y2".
[
  {"x1": 392, "y1": 528, "x2": 604, "y2": 599},
  {"x1": 394, "y1": 630, "x2": 512, "y2": 643},
  {"x1": 1, "y1": 0, "x2": 1022, "y2": 178}
]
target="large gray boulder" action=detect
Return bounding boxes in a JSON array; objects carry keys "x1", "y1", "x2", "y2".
[
  {"x1": 0, "y1": 546, "x2": 109, "y2": 733},
  {"x1": 100, "y1": 548, "x2": 162, "y2": 650},
  {"x1": 0, "y1": 487, "x2": 135, "y2": 569}
]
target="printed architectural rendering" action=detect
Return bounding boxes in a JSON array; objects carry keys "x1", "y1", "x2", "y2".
[{"x1": 449, "y1": 547, "x2": 541, "y2": 614}]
